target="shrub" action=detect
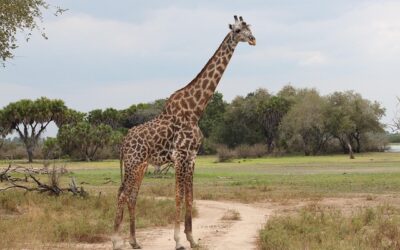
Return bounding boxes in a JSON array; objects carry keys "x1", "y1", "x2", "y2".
[
  {"x1": 216, "y1": 144, "x2": 236, "y2": 162},
  {"x1": 235, "y1": 144, "x2": 268, "y2": 158}
]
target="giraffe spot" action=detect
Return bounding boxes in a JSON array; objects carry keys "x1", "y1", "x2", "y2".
[
  {"x1": 194, "y1": 90, "x2": 202, "y2": 100},
  {"x1": 187, "y1": 98, "x2": 196, "y2": 109},
  {"x1": 217, "y1": 66, "x2": 224, "y2": 73},
  {"x1": 202, "y1": 79, "x2": 209, "y2": 89},
  {"x1": 208, "y1": 70, "x2": 214, "y2": 78},
  {"x1": 180, "y1": 99, "x2": 188, "y2": 109},
  {"x1": 207, "y1": 64, "x2": 215, "y2": 70}
]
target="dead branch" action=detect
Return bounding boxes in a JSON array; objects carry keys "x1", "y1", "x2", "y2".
[{"x1": 0, "y1": 163, "x2": 87, "y2": 197}]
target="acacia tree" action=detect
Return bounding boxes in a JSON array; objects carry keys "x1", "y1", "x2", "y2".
[
  {"x1": 1, "y1": 97, "x2": 67, "y2": 162},
  {"x1": 0, "y1": 0, "x2": 65, "y2": 64}
]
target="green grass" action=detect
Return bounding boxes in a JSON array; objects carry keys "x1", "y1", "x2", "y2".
[
  {"x1": 259, "y1": 204, "x2": 400, "y2": 250},
  {"x1": 50, "y1": 152, "x2": 400, "y2": 202}
]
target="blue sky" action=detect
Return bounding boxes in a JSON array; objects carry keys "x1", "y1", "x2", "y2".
[{"x1": 1, "y1": 0, "x2": 400, "y2": 135}]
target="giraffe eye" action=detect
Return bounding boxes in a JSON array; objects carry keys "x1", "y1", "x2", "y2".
[{"x1": 235, "y1": 29, "x2": 241, "y2": 33}]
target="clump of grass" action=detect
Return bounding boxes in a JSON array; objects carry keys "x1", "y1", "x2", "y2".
[
  {"x1": 216, "y1": 145, "x2": 236, "y2": 162},
  {"x1": 235, "y1": 144, "x2": 268, "y2": 158},
  {"x1": 259, "y1": 204, "x2": 400, "y2": 250},
  {"x1": 221, "y1": 209, "x2": 241, "y2": 221}
]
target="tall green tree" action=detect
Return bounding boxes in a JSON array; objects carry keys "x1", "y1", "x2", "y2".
[
  {"x1": 280, "y1": 90, "x2": 330, "y2": 155},
  {"x1": 1, "y1": 97, "x2": 67, "y2": 162},
  {"x1": 326, "y1": 91, "x2": 385, "y2": 153},
  {"x1": 199, "y1": 92, "x2": 226, "y2": 138},
  {"x1": 216, "y1": 89, "x2": 268, "y2": 147},
  {"x1": 121, "y1": 99, "x2": 166, "y2": 128},
  {"x1": 88, "y1": 108, "x2": 122, "y2": 129},
  {"x1": 258, "y1": 96, "x2": 291, "y2": 153},
  {"x1": 57, "y1": 122, "x2": 113, "y2": 161},
  {"x1": 0, "y1": 0, "x2": 65, "y2": 64}
]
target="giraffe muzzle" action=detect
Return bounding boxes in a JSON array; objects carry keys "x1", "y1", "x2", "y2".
[
  {"x1": 248, "y1": 39, "x2": 256, "y2": 46},
  {"x1": 248, "y1": 36, "x2": 256, "y2": 46}
]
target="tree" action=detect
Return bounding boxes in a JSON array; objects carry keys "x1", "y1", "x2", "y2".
[
  {"x1": 216, "y1": 89, "x2": 268, "y2": 147},
  {"x1": 42, "y1": 137, "x2": 61, "y2": 159},
  {"x1": 121, "y1": 99, "x2": 166, "y2": 128},
  {"x1": 1, "y1": 97, "x2": 67, "y2": 162},
  {"x1": 326, "y1": 91, "x2": 385, "y2": 153},
  {"x1": 199, "y1": 92, "x2": 226, "y2": 138},
  {"x1": 258, "y1": 96, "x2": 291, "y2": 153},
  {"x1": 0, "y1": 109, "x2": 7, "y2": 150},
  {"x1": 88, "y1": 108, "x2": 122, "y2": 129},
  {"x1": 280, "y1": 90, "x2": 330, "y2": 156},
  {"x1": 57, "y1": 122, "x2": 113, "y2": 161},
  {"x1": 0, "y1": 0, "x2": 66, "y2": 64}
]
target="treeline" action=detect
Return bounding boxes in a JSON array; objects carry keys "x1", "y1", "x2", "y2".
[{"x1": 0, "y1": 85, "x2": 389, "y2": 162}]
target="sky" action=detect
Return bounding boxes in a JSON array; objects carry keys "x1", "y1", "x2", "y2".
[{"x1": 1, "y1": 0, "x2": 400, "y2": 136}]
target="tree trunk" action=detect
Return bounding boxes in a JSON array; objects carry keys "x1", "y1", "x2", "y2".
[
  {"x1": 355, "y1": 137, "x2": 361, "y2": 153},
  {"x1": 347, "y1": 142, "x2": 355, "y2": 159},
  {"x1": 27, "y1": 146, "x2": 34, "y2": 163}
]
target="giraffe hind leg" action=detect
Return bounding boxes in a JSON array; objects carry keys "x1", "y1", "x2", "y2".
[
  {"x1": 112, "y1": 159, "x2": 145, "y2": 250},
  {"x1": 127, "y1": 162, "x2": 147, "y2": 249}
]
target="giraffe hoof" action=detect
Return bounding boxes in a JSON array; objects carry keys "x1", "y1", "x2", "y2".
[
  {"x1": 176, "y1": 247, "x2": 185, "y2": 250},
  {"x1": 190, "y1": 243, "x2": 199, "y2": 249},
  {"x1": 129, "y1": 241, "x2": 142, "y2": 249},
  {"x1": 111, "y1": 236, "x2": 124, "y2": 250}
]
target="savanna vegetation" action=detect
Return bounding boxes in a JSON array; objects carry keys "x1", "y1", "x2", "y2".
[
  {"x1": 0, "y1": 86, "x2": 392, "y2": 163},
  {"x1": 1, "y1": 153, "x2": 400, "y2": 248}
]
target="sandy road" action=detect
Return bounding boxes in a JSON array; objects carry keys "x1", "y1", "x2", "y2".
[
  {"x1": 135, "y1": 200, "x2": 271, "y2": 250},
  {"x1": 77, "y1": 199, "x2": 271, "y2": 250}
]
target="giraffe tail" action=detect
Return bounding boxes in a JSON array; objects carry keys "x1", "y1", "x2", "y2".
[{"x1": 119, "y1": 150, "x2": 124, "y2": 184}]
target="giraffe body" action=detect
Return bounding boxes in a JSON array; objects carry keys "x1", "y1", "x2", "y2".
[{"x1": 113, "y1": 16, "x2": 256, "y2": 250}]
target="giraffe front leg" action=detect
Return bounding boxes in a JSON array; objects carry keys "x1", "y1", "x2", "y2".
[
  {"x1": 184, "y1": 164, "x2": 198, "y2": 248},
  {"x1": 174, "y1": 164, "x2": 186, "y2": 250}
]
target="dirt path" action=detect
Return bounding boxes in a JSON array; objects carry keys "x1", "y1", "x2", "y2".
[
  {"x1": 76, "y1": 199, "x2": 271, "y2": 250},
  {"x1": 136, "y1": 200, "x2": 271, "y2": 250}
]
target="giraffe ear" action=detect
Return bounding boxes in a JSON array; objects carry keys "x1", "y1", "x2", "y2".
[{"x1": 229, "y1": 24, "x2": 233, "y2": 30}]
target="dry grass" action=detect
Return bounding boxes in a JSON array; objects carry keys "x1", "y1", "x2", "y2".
[
  {"x1": 0, "y1": 191, "x2": 196, "y2": 248},
  {"x1": 221, "y1": 209, "x2": 241, "y2": 221},
  {"x1": 259, "y1": 203, "x2": 400, "y2": 250}
]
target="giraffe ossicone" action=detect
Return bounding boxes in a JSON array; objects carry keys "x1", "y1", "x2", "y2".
[{"x1": 112, "y1": 15, "x2": 256, "y2": 250}]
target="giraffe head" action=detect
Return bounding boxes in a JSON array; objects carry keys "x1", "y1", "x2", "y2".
[{"x1": 229, "y1": 15, "x2": 256, "y2": 46}]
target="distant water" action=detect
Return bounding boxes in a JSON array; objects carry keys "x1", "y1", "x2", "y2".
[{"x1": 387, "y1": 144, "x2": 400, "y2": 153}]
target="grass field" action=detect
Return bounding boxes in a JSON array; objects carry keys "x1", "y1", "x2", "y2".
[{"x1": 1, "y1": 152, "x2": 400, "y2": 248}]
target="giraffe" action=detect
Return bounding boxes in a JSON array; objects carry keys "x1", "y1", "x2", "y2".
[{"x1": 112, "y1": 15, "x2": 256, "y2": 250}]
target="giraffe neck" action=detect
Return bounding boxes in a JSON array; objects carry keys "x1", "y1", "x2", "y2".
[{"x1": 163, "y1": 32, "x2": 238, "y2": 123}]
